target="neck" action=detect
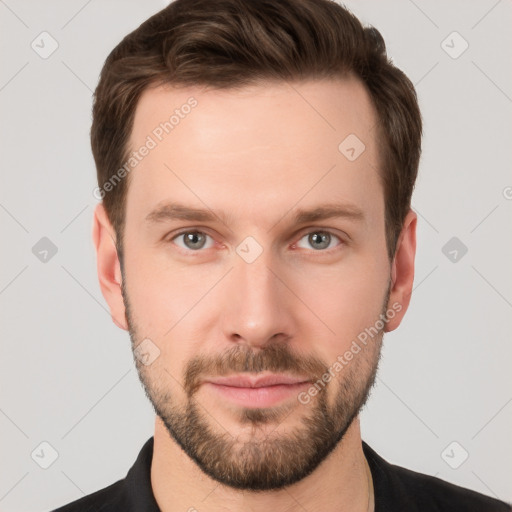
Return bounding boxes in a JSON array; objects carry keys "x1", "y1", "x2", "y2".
[{"x1": 151, "y1": 416, "x2": 373, "y2": 512}]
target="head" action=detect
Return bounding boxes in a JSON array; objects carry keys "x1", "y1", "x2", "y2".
[{"x1": 92, "y1": 0, "x2": 420, "y2": 491}]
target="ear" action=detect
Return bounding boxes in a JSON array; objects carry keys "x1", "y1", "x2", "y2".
[
  {"x1": 92, "y1": 203, "x2": 128, "y2": 331},
  {"x1": 385, "y1": 209, "x2": 417, "y2": 332}
]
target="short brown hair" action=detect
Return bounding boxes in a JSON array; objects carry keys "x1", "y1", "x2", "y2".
[{"x1": 91, "y1": 0, "x2": 422, "y2": 262}]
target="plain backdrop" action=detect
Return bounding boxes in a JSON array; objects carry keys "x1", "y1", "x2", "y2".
[{"x1": 0, "y1": 1, "x2": 511, "y2": 510}]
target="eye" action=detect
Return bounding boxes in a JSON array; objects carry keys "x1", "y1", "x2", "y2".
[
  {"x1": 295, "y1": 230, "x2": 342, "y2": 251},
  {"x1": 171, "y1": 231, "x2": 215, "y2": 251},
  {"x1": 168, "y1": 229, "x2": 343, "y2": 254}
]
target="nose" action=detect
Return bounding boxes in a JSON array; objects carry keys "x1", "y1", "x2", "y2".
[{"x1": 220, "y1": 246, "x2": 295, "y2": 349}]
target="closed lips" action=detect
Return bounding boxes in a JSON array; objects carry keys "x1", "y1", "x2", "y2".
[{"x1": 204, "y1": 374, "x2": 312, "y2": 388}]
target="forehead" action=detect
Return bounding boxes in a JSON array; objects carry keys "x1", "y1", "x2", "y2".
[{"x1": 125, "y1": 78, "x2": 382, "y2": 231}]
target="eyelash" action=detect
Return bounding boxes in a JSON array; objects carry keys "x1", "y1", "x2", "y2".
[{"x1": 167, "y1": 228, "x2": 344, "y2": 256}]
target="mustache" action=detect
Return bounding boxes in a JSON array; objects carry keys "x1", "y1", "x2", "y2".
[{"x1": 184, "y1": 343, "x2": 328, "y2": 397}]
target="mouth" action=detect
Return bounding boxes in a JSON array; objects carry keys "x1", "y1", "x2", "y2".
[{"x1": 201, "y1": 373, "x2": 312, "y2": 408}]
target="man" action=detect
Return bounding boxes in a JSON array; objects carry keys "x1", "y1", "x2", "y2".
[{"x1": 53, "y1": 0, "x2": 510, "y2": 510}]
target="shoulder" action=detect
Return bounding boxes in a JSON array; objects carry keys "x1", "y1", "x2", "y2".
[
  {"x1": 50, "y1": 437, "x2": 158, "y2": 512},
  {"x1": 363, "y1": 442, "x2": 511, "y2": 512},
  {"x1": 387, "y1": 463, "x2": 510, "y2": 511},
  {"x1": 50, "y1": 479, "x2": 127, "y2": 512}
]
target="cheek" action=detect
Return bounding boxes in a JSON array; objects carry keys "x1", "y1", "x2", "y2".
[
  {"x1": 291, "y1": 256, "x2": 389, "y2": 356},
  {"x1": 123, "y1": 236, "x2": 205, "y2": 328},
  {"x1": 122, "y1": 242, "x2": 228, "y2": 385}
]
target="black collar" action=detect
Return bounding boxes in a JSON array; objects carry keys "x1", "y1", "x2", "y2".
[{"x1": 124, "y1": 437, "x2": 383, "y2": 511}]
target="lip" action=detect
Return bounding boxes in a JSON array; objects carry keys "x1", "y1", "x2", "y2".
[
  {"x1": 204, "y1": 373, "x2": 312, "y2": 388},
  {"x1": 202, "y1": 373, "x2": 312, "y2": 409}
]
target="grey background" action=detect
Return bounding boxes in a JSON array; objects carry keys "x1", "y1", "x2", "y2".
[{"x1": 0, "y1": 0, "x2": 511, "y2": 510}]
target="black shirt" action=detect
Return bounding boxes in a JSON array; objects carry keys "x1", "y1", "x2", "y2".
[{"x1": 52, "y1": 437, "x2": 511, "y2": 512}]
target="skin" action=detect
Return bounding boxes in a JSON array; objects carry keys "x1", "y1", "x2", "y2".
[{"x1": 93, "y1": 77, "x2": 416, "y2": 512}]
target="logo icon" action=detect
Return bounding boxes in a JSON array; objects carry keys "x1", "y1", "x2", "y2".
[
  {"x1": 31, "y1": 441, "x2": 59, "y2": 469},
  {"x1": 31, "y1": 31, "x2": 59, "y2": 59},
  {"x1": 442, "y1": 237, "x2": 468, "y2": 263},
  {"x1": 236, "y1": 236, "x2": 263, "y2": 263},
  {"x1": 134, "y1": 338, "x2": 161, "y2": 366},
  {"x1": 32, "y1": 237, "x2": 58, "y2": 263},
  {"x1": 441, "y1": 32, "x2": 469, "y2": 59},
  {"x1": 338, "y1": 134, "x2": 366, "y2": 162},
  {"x1": 441, "y1": 441, "x2": 469, "y2": 469}
]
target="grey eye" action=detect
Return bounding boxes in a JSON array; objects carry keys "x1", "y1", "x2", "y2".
[
  {"x1": 296, "y1": 231, "x2": 340, "y2": 251},
  {"x1": 173, "y1": 231, "x2": 214, "y2": 251}
]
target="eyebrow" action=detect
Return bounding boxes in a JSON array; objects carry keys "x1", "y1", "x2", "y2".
[{"x1": 145, "y1": 201, "x2": 365, "y2": 227}]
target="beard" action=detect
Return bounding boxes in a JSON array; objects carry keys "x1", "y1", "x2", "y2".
[{"x1": 121, "y1": 275, "x2": 387, "y2": 491}]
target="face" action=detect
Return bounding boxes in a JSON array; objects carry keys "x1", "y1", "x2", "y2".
[{"x1": 95, "y1": 78, "x2": 415, "y2": 490}]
